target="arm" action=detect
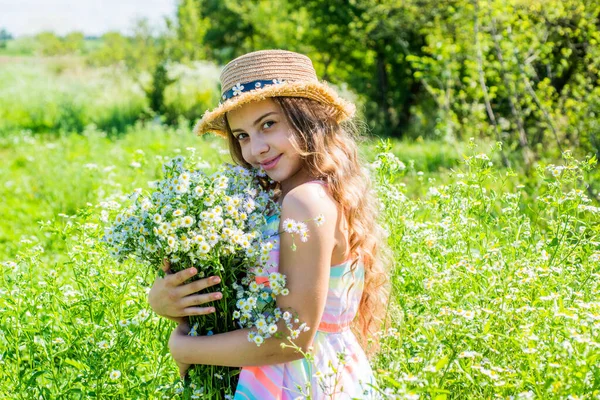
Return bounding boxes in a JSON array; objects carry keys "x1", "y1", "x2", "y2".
[{"x1": 169, "y1": 183, "x2": 338, "y2": 367}]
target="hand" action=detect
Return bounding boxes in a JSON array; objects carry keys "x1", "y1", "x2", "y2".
[
  {"x1": 148, "y1": 258, "x2": 222, "y2": 323},
  {"x1": 169, "y1": 322, "x2": 192, "y2": 379}
]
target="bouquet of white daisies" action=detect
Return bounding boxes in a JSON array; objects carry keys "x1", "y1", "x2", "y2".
[
  {"x1": 102, "y1": 156, "x2": 281, "y2": 398},
  {"x1": 102, "y1": 155, "x2": 321, "y2": 398}
]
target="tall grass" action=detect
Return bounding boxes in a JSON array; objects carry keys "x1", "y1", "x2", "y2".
[
  {"x1": 1, "y1": 127, "x2": 598, "y2": 398},
  {"x1": 0, "y1": 123, "x2": 228, "y2": 261},
  {"x1": 0, "y1": 57, "x2": 146, "y2": 135}
]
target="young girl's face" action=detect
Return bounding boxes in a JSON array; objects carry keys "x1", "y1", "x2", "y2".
[{"x1": 227, "y1": 98, "x2": 307, "y2": 186}]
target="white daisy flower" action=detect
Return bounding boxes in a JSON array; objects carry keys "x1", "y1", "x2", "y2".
[
  {"x1": 282, "y1": 218, "x2": 296, "y2": 233},
  {"x1": 194, "y1": 186, "x2": 205, "y2": 197},
  {"x1": 253, "y1": 335, "x2": 264, "y2": 346},
  {"x1": 300, "y1": 231, "x2": 309, "y2": 242},
  {"x1": 254, "y1": 335, "x2": 265, "y2": 346},
  {"x1": 314, "y1": 214, "x2": 325, "y2": 226},
  {"x1": 182, "y1": 215, "x2": 195, "y2": 227},
  {"x1": 109, "y1": 370, "x2": 121, "y2": 380}
]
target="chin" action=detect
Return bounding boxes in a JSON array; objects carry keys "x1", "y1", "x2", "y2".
[{"x1": 265, "y1": 170, "x2": 286, "y2": 183}]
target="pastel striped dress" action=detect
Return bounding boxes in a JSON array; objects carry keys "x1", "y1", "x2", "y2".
[{"x1": 234, "y1": 212, "x2": 378, "y2": 399}]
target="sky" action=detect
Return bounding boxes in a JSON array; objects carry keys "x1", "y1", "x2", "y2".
[{"x1": 0, "y1": 0, "x2": 177, "y2": 37}]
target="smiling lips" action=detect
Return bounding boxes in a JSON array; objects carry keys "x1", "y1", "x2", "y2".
[{"x1": 260, "y1": 154, "x2": 282, "y2": 170}]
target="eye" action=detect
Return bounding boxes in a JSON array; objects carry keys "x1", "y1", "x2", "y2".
[
  {"x1": 262, "y1": 120, "x2": 275, "y2": 130},
  {"x1": 235, "y1": 132, "x2": 248, "y2": 141}
]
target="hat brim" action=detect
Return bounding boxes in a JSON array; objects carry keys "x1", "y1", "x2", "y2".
[{"x1": 193, "y1": 81, "x2": 356, "y2": 137}]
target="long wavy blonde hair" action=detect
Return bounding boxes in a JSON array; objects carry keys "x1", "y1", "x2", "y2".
[{"x1": 224, "y1": 96, "x2": 389, "y2": 351}]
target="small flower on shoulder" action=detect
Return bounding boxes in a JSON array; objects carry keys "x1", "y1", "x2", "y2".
[
  {"x1": 300, "y1": 231, "x2": 310, "y2": 242},
  {"x1": 283, "y1": 218, "x2": 297, "y2": 233},
  {"x1": 314, "y1": 214, "x2": 325, "y2": 226}
]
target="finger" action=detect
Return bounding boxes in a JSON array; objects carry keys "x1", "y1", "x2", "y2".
[
  {"x1": 179, "y1": 364, "x2": 188, "y2": 380},
  {"x1": 169, "y1": 267, "x2": 198, "y2": 286},
  {"x1": 182, "y1": 292, "x2": 222, "y2": 308},
  {"x1": 182, "y1": 306, "x2": 216, "y2": 316},
  {"x1": 179, "y1": 275, "x2": 221, "y2": 297},
  {"x1": 162, "y1": 258, "x2": 172, "y2": 274}
]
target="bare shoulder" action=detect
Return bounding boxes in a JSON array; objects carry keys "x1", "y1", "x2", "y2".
[{"x1": 280, "y1": 182, "x2": 338, "y2": 225}]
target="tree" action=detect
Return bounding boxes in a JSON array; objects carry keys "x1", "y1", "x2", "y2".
[
  {"x1": 36, "y1": 31, "x2": 65, "y2": 55},
  {"x1": 87, "y1": 32, "x2": 131, "y2": 66},
  {"x1": 167, "y1": 0, "x2": 210, "y2": 62},
  {"x1": 157, "y1": 0, "x2": 600, "y2": 165},
  {"x1": 0, "y1": 28, "x2": 13, "y2": 48},
  {"x1": 63, "y1": 32, "x2": 85, "y2": 54}
]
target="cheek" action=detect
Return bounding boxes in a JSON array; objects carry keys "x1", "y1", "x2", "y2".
[{"x1": 240, "y1": 145, "x2": 255, "y2": 165}]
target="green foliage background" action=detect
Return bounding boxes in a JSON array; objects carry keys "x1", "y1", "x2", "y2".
[
  {"x1": 3, "y1": 0, "x2": 597, "y2": 165},
  {"x1": 163, "y1": 0, "x2": 600, "y2": 168}
]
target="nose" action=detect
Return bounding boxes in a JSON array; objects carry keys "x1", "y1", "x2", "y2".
[{"x1": 250, "y1": 134, "x2": 269, "y2": 158}]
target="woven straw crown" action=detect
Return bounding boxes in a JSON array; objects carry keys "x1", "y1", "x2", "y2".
[
  {"x1": 220, "y1": 50, "x2": 318, "y2": 92},
  {"x1": 193, "y1": 49, "x2": 355, "y2": 137}
]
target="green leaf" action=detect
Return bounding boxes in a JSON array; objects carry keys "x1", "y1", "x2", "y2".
[
  {"x1": 64, "y1": 358, "x2": 87, "y2": 371},
  {"x1": 27, "y1": 370, "x2": 49, "y2": 386},
  {"x1": 435, "y1": 355, "x2": 449, "y2": 371},
  {"x1": 380, "y1": 374, "x2": 402, "y2": 388},
  {"x1": 483, "y1": 319, "x2": 491, "y2": 334}
]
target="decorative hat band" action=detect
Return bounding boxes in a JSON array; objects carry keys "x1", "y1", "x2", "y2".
[{"x1": 219, "y1": 79, "x2": 286, "y2": 105}]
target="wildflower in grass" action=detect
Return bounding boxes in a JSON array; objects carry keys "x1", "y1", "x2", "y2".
[
  {"x1": 458, "y1": 351, "x2": 480, "y2": 359},
  {"x1": 423, "y1": 365, "x2": 437, "y2": 373},
  {"x1": 517, "y1": 391, "x2": 535, "y2": 400},
  {"x1": 402, "y1": 373, "x2": 418, "y2": 383},
  {"x1": 137, "y1": 309, "x2": 150, "y2": 320},
  {"x1": 109, "y1": 370, "x2": 121, "y2": 380}
]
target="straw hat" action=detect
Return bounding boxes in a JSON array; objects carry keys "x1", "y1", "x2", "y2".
[{"x1": 193, "y1": 49, "x2": 356, "y2": 137}]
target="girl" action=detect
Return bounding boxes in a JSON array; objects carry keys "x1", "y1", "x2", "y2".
[{"x1": 149, "y1": 49, "x2": 388, "y2": 399}]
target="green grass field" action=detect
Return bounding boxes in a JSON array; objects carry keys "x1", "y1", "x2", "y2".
[{"x1": 1, "y1": 56, "x2": 599, "y2": 399}]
